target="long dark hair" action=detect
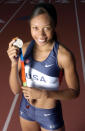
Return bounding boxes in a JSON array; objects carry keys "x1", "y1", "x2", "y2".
[{"x1": 30, "y1": 3, "x2": 57, "y2": 41}]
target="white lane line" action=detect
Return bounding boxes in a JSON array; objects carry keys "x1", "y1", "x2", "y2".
[
  {"x1": 74, "y1": 0, "x2": 85, "y2": 83},
  {"x1": 0, "y1": 0, "x2": 27, "y2": 33},
  {"x1": 2, "y1": 94, "x2": 19, "y2": 131}
]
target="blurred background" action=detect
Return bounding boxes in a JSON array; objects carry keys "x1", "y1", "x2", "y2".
[{"x1": 0, "y1": 0, "x2": 85, "y2": 130}]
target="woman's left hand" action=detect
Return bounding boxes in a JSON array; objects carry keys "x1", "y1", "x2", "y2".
[{"x1": 21, "y1": 86, "x2": 45, "y2": 100}]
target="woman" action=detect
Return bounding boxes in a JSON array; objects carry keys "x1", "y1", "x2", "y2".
[{"x1": 7, "y1": 3, "x2": 80, "y2": 131}]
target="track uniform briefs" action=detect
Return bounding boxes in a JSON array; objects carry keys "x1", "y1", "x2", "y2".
[{"x1": 20, "y1": 40, "x2": 64, "y2": 130}]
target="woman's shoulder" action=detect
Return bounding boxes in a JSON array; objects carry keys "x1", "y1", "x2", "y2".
[
  {"x1": 58, "y1": 43, "x2": 74, "y2": 68},
  {"x1": 22, "y1": 41, "x2": 31, "y2": 56},
  {"x1": 59, "y1": 44, "x2": 71, "y2": 55}
]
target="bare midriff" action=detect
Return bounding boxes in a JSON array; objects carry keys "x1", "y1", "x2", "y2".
[{"x1": 28, "y1": 98, "x2": 58, "y2": 109}]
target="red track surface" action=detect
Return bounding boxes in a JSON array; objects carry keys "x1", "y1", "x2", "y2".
[{"x1": 0, "y1": 0, "x2": 85, "y2": 131}]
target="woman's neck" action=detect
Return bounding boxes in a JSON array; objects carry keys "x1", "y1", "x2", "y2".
[{"x1": 34, "y1": 40, "x2": 55, "y2": 52}]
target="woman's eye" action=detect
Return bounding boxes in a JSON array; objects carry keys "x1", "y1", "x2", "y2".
[
  {"x1": 44, "y1": 27, "x2": 51, "y2": 31},
  {"x1": 33, "y1": 27, "x2": 38, "y2": 30}
]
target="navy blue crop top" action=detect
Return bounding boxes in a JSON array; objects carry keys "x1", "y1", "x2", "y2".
[{"x1": 23, "y1": 40, "x2": 63, "y2": 90}]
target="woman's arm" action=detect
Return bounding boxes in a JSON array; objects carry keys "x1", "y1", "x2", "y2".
[
  {"x1": 7, "y1": 39, "x2": 29, "y2": 95},
  {"x1": 9, "y1": 59, "x2": 22, "y2": 95},
  {"x1": 7, "y1": 39, "x2": 22, "y2": 94},
  {"x1": 47, "y1": 46, "x2": 80, "y2": 100}
]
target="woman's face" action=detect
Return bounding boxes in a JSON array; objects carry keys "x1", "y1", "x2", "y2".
[{"x1": 30, "y1": 13, "x2": 54, "y2": 46}]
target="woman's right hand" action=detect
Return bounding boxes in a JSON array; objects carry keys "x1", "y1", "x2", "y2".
[{"x1": 7, "y1": 38, "x2": 20, "y2": 66}]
